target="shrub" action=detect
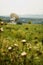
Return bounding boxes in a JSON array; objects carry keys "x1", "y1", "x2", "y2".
[
  {"x1": 17, "y1": 22, "x2": 22, "y2": 25},
  {"x1": 0, "y1": 18, "x2": 2, "y2": 21},
  {"x1": 28, "y1": 21, "x2": 32, "y2": 24}
]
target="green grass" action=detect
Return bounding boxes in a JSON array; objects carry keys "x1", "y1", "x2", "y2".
[{"x1": 0, "y1": 23, "x2": 43, "y2": 65}]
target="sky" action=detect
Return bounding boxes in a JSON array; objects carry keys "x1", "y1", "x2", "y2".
[{"x1": 0, "y1": 0, "x2": 43, "y2": 16}]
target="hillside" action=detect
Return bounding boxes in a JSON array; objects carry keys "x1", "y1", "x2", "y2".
[{"x1": 0, "y1": 23, "x2": 43, "y2": 65}]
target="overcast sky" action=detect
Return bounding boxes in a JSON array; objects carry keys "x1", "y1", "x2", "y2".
[{"x1": 0, "y1": 0, "x2": 43, "y2": 16}]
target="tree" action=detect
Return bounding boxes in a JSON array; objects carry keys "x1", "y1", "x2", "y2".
[
  {"x1": 10, "y1": 13, "x2": 19, "y2": 21},
  {"x1": 28, "y1": 20, "x2": 32, "y2": 24},
  {"x1": 0, "y1": 18, "x2": 2, "y2": 21}
]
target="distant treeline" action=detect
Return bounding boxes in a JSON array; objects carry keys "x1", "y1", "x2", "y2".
[{"x1": 0, "y1": 16, "x2": 43, "y2": 24}]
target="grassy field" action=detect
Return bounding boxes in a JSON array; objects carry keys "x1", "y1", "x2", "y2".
[{"x1": 0, "y1": 23, "x2": 43, "y2": 65}]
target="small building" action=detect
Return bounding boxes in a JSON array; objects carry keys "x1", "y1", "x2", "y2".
[{"x1": 10, "y1": 17, "x2": 16, "y2": 24}]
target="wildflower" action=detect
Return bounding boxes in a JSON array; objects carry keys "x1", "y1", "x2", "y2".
[
  {"x1": 14, "y1": 44, "x2": 19, "y2": 52},
  {"x1": 8, "y1": 46, "x2": 12, "y2": 51},
  {"x1": 21, "y1": 51, "x2": 27, "y2": 57},
  {"x1": 0, "y1": 27, "x2": 4, "y2": 32},
  {"x1": 1, "y1": 22, "x2": 4, "y2": 25},
  {"x1": 21, "y1": 51, "x2": 27, "y2": 65},
  {"x1": 21, "y1": 39, "x2": 26, "y2": 45},
  {"x1": 14, "y1": 44, "x2": 18, "y2": 47},
  {"x1": 21, "y1": 40, "x2": 26, "y2": 43}
]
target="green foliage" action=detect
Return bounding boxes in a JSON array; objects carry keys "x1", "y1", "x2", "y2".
[
  {"x1": 28, "y1": 20, "x2": 32, "y2": 24},
  {"x1": 0, "y1": 18, "x2": 2, "y2": 21},
  {"x1": 0, "y1": 24, "x2": 43, "y2": 65}
]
